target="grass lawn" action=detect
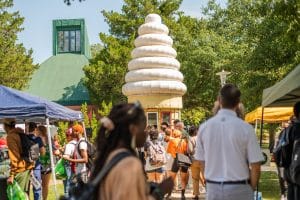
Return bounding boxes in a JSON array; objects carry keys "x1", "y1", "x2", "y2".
[
  {"x1": 260, "y1": 171, "x2": 281, "y2": 200},
  {"x1": 28, "y1": 171, "x2": 280, "y2": 200},
  {"x1": 30, "y1": 182, "x2": 64, "y2": 200}
]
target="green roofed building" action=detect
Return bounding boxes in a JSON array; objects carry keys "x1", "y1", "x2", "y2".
[{"x1": 26, "y1": 19, "x2": 91, "y2": 106}]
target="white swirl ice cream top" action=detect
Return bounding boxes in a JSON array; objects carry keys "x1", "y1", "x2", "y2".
[{"x1": 122, "y1": 13, "x2": 186, "y2": 96}]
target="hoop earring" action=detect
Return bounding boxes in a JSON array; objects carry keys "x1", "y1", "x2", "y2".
[{"x1": 131, "y1": 135, "x2": 136, "y2": 149}]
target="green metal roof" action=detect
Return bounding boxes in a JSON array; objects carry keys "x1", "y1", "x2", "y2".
[{"x1": 26, "y1": 54, "x2": 90, "y2": 106}]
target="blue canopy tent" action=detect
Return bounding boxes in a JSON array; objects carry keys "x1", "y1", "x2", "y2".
[
  {"x1": 0, "y1": 85, "x2": 82, "y2": 121},
  {"x1": 0, "y1": 85, "x2": 83, "y2": 199}
]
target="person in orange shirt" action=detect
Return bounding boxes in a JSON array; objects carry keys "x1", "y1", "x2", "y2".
[{"x1": 167, "y1": 125, "x2": 189, "y2": 200}]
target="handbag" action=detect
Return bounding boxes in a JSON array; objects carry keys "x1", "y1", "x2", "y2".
[
  {"x1": 176, "y1": 153, "x2": 192, "y2": 167},
  {"x1": 176, "y1": 138, "x2": 192, "y2": 167}
]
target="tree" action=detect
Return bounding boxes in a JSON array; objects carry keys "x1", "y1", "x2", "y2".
[
  {"x1": 83, "y1": 0, "x2": 183, "y2": 105},
  {"x1": 0, "y1": 0, "x2": 37, "y2": 90},
  {"x1": 90, "y1": 43, "x2": 103, "y2": 58},
  {"x1": 202, "y1": 0, "x2": 300, "y2": 111}
]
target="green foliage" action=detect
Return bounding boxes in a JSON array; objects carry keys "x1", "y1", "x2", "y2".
[
  {"x1": 98, "y1": 101, "x2": 113, "y2": 117},
  {"x1": 202, "y1": 0, "x2": 300, "y2": 111},
  {"x1": 90, "y1": 43, "x2": 103, "y2": 58},
  {"x1": 57, "y1": 121, "x2": 69, "y2": 146},
  {"x1": 0, "y1": 0, "x2": 37, "y2": 90},
  {"x1": 181, "y1": 107, "x2": 208, "y2": 126},
  {"x1": 80, "y1": 102, "x2": 98, "y2": 142},
  {"x1": 84, "y1": 0, "x2": 299, "y2": 114},
  {"x1": 83, "y1": 0, "x2": 183, "y2": 105},
  {"x1": 80, "y1": 101, "x2": 112, "y2": 142}
]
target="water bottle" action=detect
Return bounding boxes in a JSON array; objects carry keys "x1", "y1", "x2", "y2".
[{"x1": 30, "y1": 174, "x2": 41, "y2": 190}]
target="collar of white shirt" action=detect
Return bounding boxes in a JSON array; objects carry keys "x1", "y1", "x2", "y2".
[{"x1": 217, "y1": 109, "x2": 237, "y2": 117}]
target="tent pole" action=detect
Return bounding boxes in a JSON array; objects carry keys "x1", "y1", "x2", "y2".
[
  {"x1": 256, "y1": 107, "x2": 264, "y2": 200},
  {"x1": 259, "y1": 107, "x2": 264, "y2": 147},
  {"x1": 46, "y1": 118, "x2": 58, "y2": 200},
  {"x1": 82, "y1": 121, "x2": 88, "y2": 140},
  {"x1": 254, "y1": 119, "x2": 258, "y2": 135}
]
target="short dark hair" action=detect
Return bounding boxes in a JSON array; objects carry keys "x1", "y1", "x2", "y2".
[
  {"x1": 28, "y1": 122, "x2": 37, "y2": 132},
  {"x1": 173, "y1": 119, "x2": 180, "y2": 125},
  {"x1": 294, "y1": 101, "x2": 300, "y2": 119},
  {"x1": 161, "y1": 122, "x2": 169, "y2": 127},
  {"x1": 188, "y1": 125, "x2": 198, "y2": 137},
  {"x1": 219, "y1": 84, "x2": 241, "y2": 109}
]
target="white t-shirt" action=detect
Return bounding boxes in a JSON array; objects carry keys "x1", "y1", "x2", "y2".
[
  {"x1": 64, "y1": 140, "x2": 77, "y2": 157},
  {"x1": 195, "y1": 109, "x2": 264, "y2": 181},
  {"x1": 75, "y1": 137, "x2": 88, "y2": 174}
]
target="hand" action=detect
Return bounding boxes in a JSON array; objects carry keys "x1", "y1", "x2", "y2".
[
  {"x1": 7, "y1": 176, "x2": 14, "y2": 184},
  {"x1": 158, "y1": 177, "x2": 174, "y2": 196}
]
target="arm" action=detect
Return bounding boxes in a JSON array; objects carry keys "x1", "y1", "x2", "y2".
[
  {"x1": 64, "y1": 141, "x2": 88, "y2": 163},
  {"x1": 199, "y1": 160, "x2": 206, "y2": 186},
  {"x1": 63, "y1": 151, "x2": 88, "y2": 163},
  {"x1": 249, "y1": 162, "x2": 261, "y2": 190}
]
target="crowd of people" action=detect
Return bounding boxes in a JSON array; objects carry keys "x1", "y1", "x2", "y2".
[{"x1": 0, "y1": 83, "x2": 300, "y2": 200}]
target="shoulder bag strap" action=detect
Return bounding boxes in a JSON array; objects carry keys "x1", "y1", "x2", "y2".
[
  {"x1": 90, "y1": 151, "x2": 131, "y2": 187},
  {"x1": 76, "y1": 151, "x2": 132, "y2": 200},
  {"x1": 176, "y1": 138, "x2": 183, "y2": 153}
]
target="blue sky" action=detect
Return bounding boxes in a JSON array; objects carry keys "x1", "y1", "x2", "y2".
[{"x1": 13, "y1": 0, "x2": 225, "y2": 63}]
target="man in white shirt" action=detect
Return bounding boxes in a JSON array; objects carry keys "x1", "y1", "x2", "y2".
[
  {"x1": 63, "y1": 124, "x2": 88, "y2": 183},
  {"x1": 195, "y1": 84, "x2": 263, "y2": 200}
]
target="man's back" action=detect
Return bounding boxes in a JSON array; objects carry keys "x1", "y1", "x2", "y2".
[{"x1": 197, "y1": 109, "x2": 263, "y2": 181}]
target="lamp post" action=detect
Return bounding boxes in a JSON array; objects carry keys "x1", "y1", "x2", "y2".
[{"x1": 216, "y1": 69, "x2": 231, "y2": 87}]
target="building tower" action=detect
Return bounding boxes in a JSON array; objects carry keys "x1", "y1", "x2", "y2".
[
  {"x1": 26, "y1": 19, "x2": 91, "y2": 109},
  {"x1": 122, "y1": 14, "x2": 186, "y2": 127}
]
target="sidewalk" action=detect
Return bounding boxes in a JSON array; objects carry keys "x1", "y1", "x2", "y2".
[{"x1": 170, "y1": 187, "x2": 205, "y2": 199}]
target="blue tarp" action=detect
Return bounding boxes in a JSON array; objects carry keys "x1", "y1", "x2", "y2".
[{"x1": 0, "y1": 85, "x2": 83, "y2": 121}]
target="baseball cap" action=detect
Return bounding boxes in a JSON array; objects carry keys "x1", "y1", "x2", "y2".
[{"x1": 72, "y1": 124, "x2": 83, "y2": 134}]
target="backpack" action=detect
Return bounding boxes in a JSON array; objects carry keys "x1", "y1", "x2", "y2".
[
  {"x1": 288, "y1": 139, "x2": 300, "y2": 185},
  {"x1": 148, "y1": 141, "x2": 166, "y2": 167},
  {"x1": 77, "y1": 139, "x2": 96, "y2": 170},
  {"x1": 273, "y1": 127, "x2": 291, "y2": 168},
  {"x1": 19, "y1": 133, "x2": 40, "y2": 163},
  {"x1": 64, "y1": 151, "x2": 132, "y2": 200}
]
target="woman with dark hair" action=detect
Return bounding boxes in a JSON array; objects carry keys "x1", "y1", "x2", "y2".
[
  {"x1": 90, "y1": 103, "x2": 173, "y2": 200},
  {"x1": 145, "y1": 126, "x2": 166, "y2": 183}
]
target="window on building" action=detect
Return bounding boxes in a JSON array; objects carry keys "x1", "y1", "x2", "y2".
[
  {"x1": 147, "y1": 112, "x2": 158, "y2": 127},
  {"x1": 161, "y1": 112, "x2": 171, "y2": 124},
  {"x1": 58, "y1": 30, "x2": 81, "y2": 53}
]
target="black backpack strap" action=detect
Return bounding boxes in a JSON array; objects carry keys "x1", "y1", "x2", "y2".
[
  {"x1": 77, "y1": 139, "x2": 85, "y2": 157},
  {"x1": 75, "y1": 151, "x2": 132, "y2": 200}
]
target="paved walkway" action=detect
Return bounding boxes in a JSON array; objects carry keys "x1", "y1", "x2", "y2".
[
  {"x1": 50, "y1": 164, "x2": 277, "y2": 199},
  {"x1": 167, "y1": 163, "x2": 277, "y2": 200},
  {"x1": 170, "y1": 187, "x2": 205, "y2": 199}
]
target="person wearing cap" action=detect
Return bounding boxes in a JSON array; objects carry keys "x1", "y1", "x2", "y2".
[
  {"x1": 63, "y1": 124, "x2": 88, "y2": 183},
  {"x1": 4, "y1": 118, "x2": 34, "y2": 194}
]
